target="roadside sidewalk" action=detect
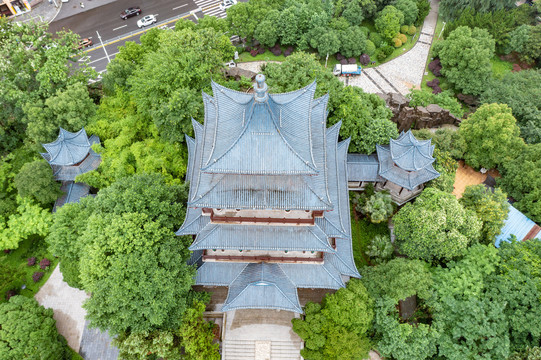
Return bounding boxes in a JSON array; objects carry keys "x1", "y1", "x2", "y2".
[{"x1": 14, "y1": 0, "x2": 61, "y2": 24}]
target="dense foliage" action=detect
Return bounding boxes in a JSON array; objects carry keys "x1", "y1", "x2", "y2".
[
  {"x1": 393, "y1": 187, "x2": 481, "y2": 262},
  {"x1": 480, "y1": 70, "x2": 541, "y2": 144},
  {"x1": 459, "y1": 103, "x2": 524, "y2": 170},
  {"x1": 439, "y1": 0, "x2": 515, "y2": 21},
  {"x1": 0, "y1": 296, "x2": 68, "y2": 360},
  {"x1": 433, "y1": 26, "x2": 495, "y2": 95},
  {"x1": 292, "y1": 279, "x2": 374, "y2": 360},
  {"x1": 14, "y1": 160, "x2": 61, "y2": 206},
  {"x1": 460, "y1": 185, "x2": 509, "y2": 245},
  {"x1": 407, "y1": 89, "x2": 465, "y2": 118},
  {"x1": 498, "y1": 143, "x2": 541, "y2": 223}
]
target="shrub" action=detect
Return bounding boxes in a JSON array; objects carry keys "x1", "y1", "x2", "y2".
[
  {"x1": 365, "y1": 40, "x2": 376, "y2": 55},
  {"x1": 32, "y1": 272, "x2": 44, "y2": 283},
  {"x1": 382, "y1": 45, "x2": 394, "y2": 56},
  {"x1": 408, "y1": 24, "x2": 417, "y2": 35},
  {"x1": 336, "y1": 52, "x2": 345, "y2": 61},
  {"x1": 365, "y1": 234, "x2": 394, "y2": 264},
  {"x1": 398, "y1": 33, "x2": 407, "y2": 43},
  {"x1": 426, "y1": 78, "x2": 440, "y2": 88},
  {"x1": 359, "y1": 26, "x2": 370, "y2": 36},
  {"x1": 392, "y1": 37, "x2": 403, "y2": 47},
  {"x1": 257, "y1": 46, "x2": 265, "y2": 54},
  {"x1": 432, "y1": 85, "x2": 442, "y2": 94},
  {"x1": 428, "y1": 58, "x2": 442, "y2": 76},
  {"x1": 348, "y1": 57, "x2": 357, "y2": 64},
  {"x1": 270, "y1": 44, "x2": 281, "y2": 56},
  {"x1": 284, "y1": 46, "x2": 293, "y2": 56},
  {"x1": 340, "y1": 58, "x2": 349, "y2": 65},
  {"x1": 360, "y1": 54, "x2": 371, "y2": 65},
  {"x1": 39, "y1": 258, "x2": 51, "y2": 270},
  {"x1": 250, "y1": 49, "x2": 258, "y2": 57},
  {"x1": 401, "y1": 25, "x2": 410, "y2": 34},
  {"x1": 415, "y1": 0, "x2": 430, "y2": 26},
  {"x1": 369, "y1": 32, "x2": 384, "y2": 47},
  {"x1": 376, "y1": 49, "x2": 387, "y2": 61},
  {"x1": 27, "y1": 257, "x2": 36, "y2": 266}
]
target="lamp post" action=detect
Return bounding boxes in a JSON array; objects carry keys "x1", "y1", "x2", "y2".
[{"x1": 96, "y1": 31, "x2": 111, "y2": 63}]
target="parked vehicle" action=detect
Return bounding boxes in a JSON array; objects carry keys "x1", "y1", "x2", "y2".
[
  {"x1": 77, "y1": 38, "x2": 93, "y2": 49},
  {"x1": 333, "y1": 64, "x2": 362, "y2": 76},
  {"x1": 137, "y1": 15, "x2": 157, "y2": 28},
  {"x1": 219, "y1": 0, "x2": 237, "y2": 11},
  {"x1": 120, "y1": 7, "x2": 141, "y2": 20}
]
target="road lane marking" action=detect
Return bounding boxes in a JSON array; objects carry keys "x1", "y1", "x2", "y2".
[
  {"x1": 88, "y1": 52, "x2": 119, "y2": 64},
  {"x1": 78, "y1": 56, "x2": 90, "y2": 62},
  {"x1": 173, "y1": 4, "x2": 188, "y2": 10},
  {"x1": 113, "y1": 25, "x2": 128, "y2": 31}
]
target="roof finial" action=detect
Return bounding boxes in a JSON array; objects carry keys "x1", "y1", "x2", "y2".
[{"x1": 254, "y1": 73, "x2": 268, "y2": 103}]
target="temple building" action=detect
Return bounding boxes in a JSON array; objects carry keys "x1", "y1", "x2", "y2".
[
  {"x1": 41, "y1": 128, "x2": 101, "y2": 211},
  {"x1": 347, "y1": 130, "x2": 440, "y2": 205},
  {"x1": 177, "y1": 74, "x2": 360, "y2": 313}
]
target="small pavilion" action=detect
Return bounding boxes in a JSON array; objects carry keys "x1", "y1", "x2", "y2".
[
  {"x1": 41, "y1": 128, "x2": 101, "y2": 210},
  {"x1": 347, "y1": 130, "x2": 440, "y2": 205}
]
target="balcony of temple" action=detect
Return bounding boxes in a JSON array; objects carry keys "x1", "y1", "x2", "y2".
[
  {"x1": 202, "y1": 208, "x2": 325, "y2": 226},
  {"x1": 202, "y1": 249, "x2": 325, "y2": 264}
]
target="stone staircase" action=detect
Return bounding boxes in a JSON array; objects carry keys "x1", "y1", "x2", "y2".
[{"x1": 223, "y1": 339, "x2": 303, "y2": 360}]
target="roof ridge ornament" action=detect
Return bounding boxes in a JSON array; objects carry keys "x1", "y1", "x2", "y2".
[{"x1": 254, "y1": 74, "x2": 268, "y2": 103}]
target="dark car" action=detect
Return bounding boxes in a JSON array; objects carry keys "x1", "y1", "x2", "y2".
[{"x1": 120, "y1": 7, "x2": 141, "y2": 20}]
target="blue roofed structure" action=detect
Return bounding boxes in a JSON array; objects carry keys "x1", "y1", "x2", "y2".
[
  {"x1": 495, "y1": 204, "x2": 541, "y2": 247},
  {"x1": 42, "y1": 128, "x2": 100, "y2": 211},
  {"x1": 41, "y1": 128, "x2": 101, "y2": 182},
  {"x1": 347, "y1": 131, "x2": 440, "y2": 205},
  {"x1": 178, "y1": 74, "x2": 359, "y2": 314}
]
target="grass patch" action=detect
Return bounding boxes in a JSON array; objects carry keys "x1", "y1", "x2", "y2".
[
  {"x1": 0, "y1": 236, "x2": 58, "y2": 303},
  {"x1": 68, "y1": 346, "x2": 84, "y2": 360},
  {"x1": 238, "y1": 46, "x2": 287, "y2": 63},
  {"x1": 351, "y1": 212, "x2": 390, "y2": 270},
  {"x1": 491, "y1": 55, "x2": 513, "y2": 79},
  {"x1": 421, "y1": 12, "x2": 446, "y2": 92}
]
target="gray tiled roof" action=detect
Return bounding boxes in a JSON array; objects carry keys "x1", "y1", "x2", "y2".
[
  {"x1": 222, "y1": 263, "x2": 302, "y2": 313},
  {"x1": 175, "y1": 207, "x2": 210, "y2": 236},
  {"x1": 53, "y1": 181, "x2": 90, "y2": 212},
  {"x1": 377, "y1": 144, "x2": 440, "y2": 190},
  {"x1": 347, "y1": 153, "x2": 381, "y2": 182},
  {"x1": 390, "y1": 130, "x2": 435, "y2": 171},
  {"x1": 189, "y1": 223, "x2": 336, "y2": 252},
  {"x1": 41, "y1": 128, "x2": 92, "y2": 166}
]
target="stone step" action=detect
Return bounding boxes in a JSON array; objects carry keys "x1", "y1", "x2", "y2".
[
  {"x1": 222, "y1": 340, "x2": 303, "y2": 360},
  {"x1": 363, "y1": 68, "x2": 395, "y2": 94}
]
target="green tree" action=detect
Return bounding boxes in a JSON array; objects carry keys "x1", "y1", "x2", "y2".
[
  {"x1": 412, "y1": 128, "x2": 466, "y2": 160},
  {"x1": 362, "y1": 258, "x2": 436, "y2": 360},
  {"x1": 177, "y1": 300, "x2": 221, "y2": 360},
  {"x1": 46, "y1": 199, "x2": 92, "y2": 288},
  {"x1": 254, "y1": 10, "x2": 281, "y2": 47},
  {"x1": 460, "y1": 184, "x2": 509, "y2": 245},
  {"x1": 520, "y1": 24, "x2": 541, "y2": 65},
  {"x1": 498, "y1": 143, "x2": 541, "y2": 223},
  {"x1": 14, "y1": 159, "x2": 61, "y2": 206},
  {"x1": 434, "y1": 26, "x2": 495, "y2": 95},
  {"x1": 459, "y1": 103, "x2": 524, "y2": 169},
  {"x1": 0, "y1": 18, "x2": 95, "y2": 153},
  {"x1": 226, "y1": 0, "x2": 274, "y2": 40},
  {"x1": 426, "y1": 148, "x2": 458, "y2": 193},
  {"x1": 329, "y1": 86, "x2": 396, "y2": 154},
  {"x1": 342, "y1": 0, "x2": 377, "y2": 25},
  {"x1": 392, "y1": 0, "x2": 418, "y2": 25},
  {"x1": 439, "y1": 0, "x2": 515, "y2": 21},
  {"x1": 292, "y1": 279, "x2": 374, "y2": 360},
  {"x1": 339, "y1": 26, "x2": 368, "y2": 58},
  {"x1": 375, "y1": 5, "x2": 405, "y2": 41},
  {"x1": 0, "y1": 296, "x2": 68, "y2": 360},
  {"x1": 0, "y1": 196, "x2": 52, "y2": 250},
  {"x1": 481, "y1": 70, "x2": 541, "y2": 144},
  {"x1": 489, "y1": 240, "x2": 541, "y2": 352},
  {"x1": 430, "y1": 244, "x2": 510, "y2": 359},
  {"x1": 22, "y1": 83, "x2": 97, "y2": 144},
  {"x1": 365, "y1": 234, "x2": 394, "y2": 264},
  {"x1": 393, "y1": 187, "x2": 481, "y2": 263},
  {"x1": 197, "y1": 15, "x2": 229, "y2": 33},
  {"x1": 313, "y1": 28, "x2": 341, "y2": 56},
  {"x1": 363, "y1": 191, "x2": 393, "y2": 223}
]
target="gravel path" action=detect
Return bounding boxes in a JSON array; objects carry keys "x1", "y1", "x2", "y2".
[
  {"x1": 34, "y1": 265, "x2": 89, "y2": 352},
  {"x1": 349, "y1": 0, "x2": 440, "y2": 95}
]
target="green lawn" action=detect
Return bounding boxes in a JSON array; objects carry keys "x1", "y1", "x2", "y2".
[
  {"x1": 421, "y1": 13, "x2": 446, "y2": 92},
  {"x1": 0, "y1": 236, "x2": 58, "y2": 302},
  {"x1": 350, "y1": 212, "x2": 390, "y2": 269}
]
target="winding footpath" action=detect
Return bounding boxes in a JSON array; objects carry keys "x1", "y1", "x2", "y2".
[{"x1": 349, "y1": 0, "x2": 439, "y2": 95}]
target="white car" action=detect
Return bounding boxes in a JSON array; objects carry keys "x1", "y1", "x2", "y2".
[
  {"x1": 137, "y1": 15, "x2": 157, "y2": 28},
  {"x1": 219, "y1": 0, "x2": 237, "y2": 11}
]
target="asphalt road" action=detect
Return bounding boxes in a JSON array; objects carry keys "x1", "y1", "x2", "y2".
[{"x1": 49, "y1": 0, "x2": 199, "y2": 40}]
